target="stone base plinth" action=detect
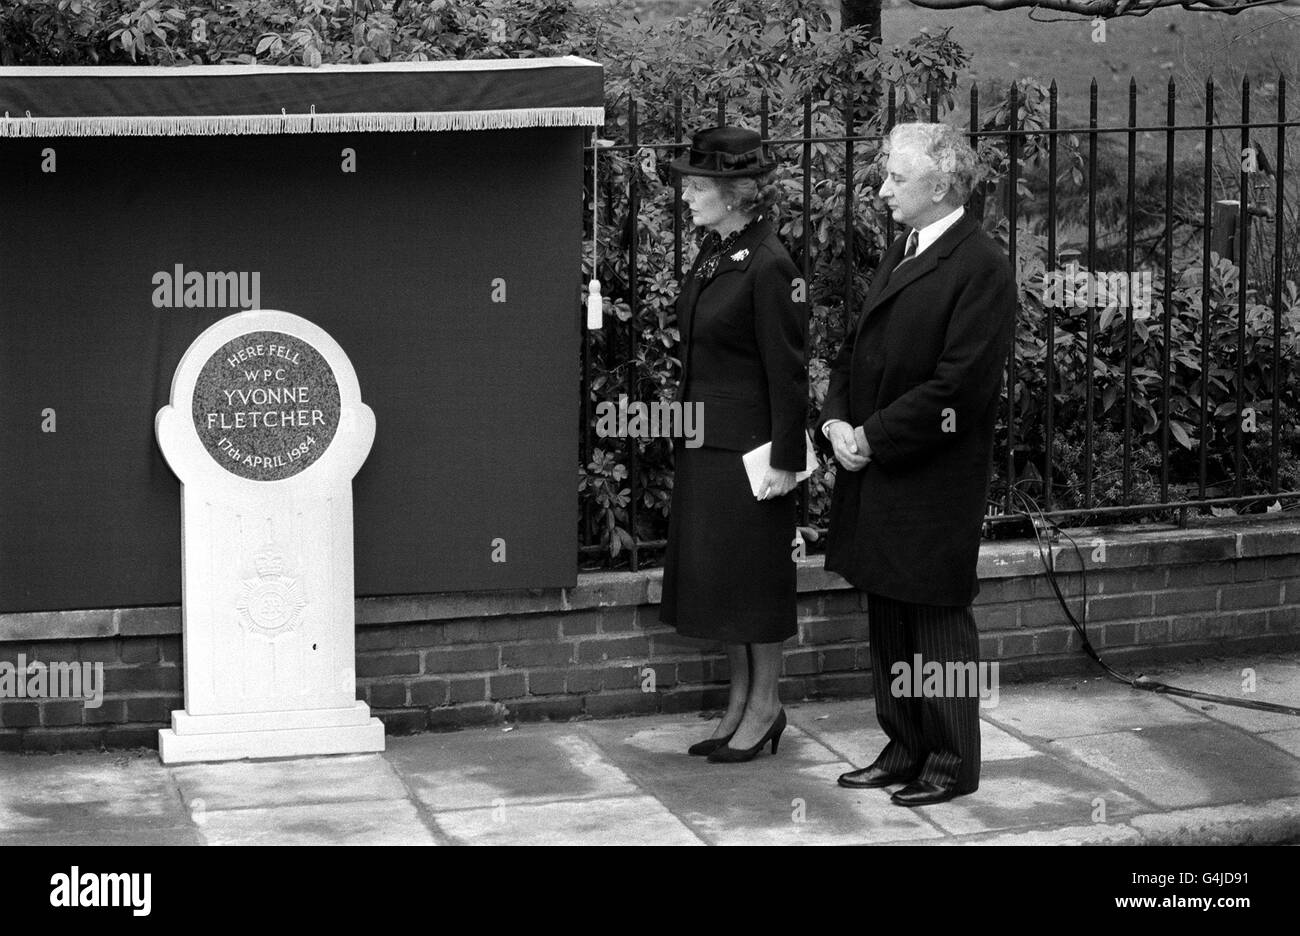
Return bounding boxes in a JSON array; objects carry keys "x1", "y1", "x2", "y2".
[{"x1": 157, "y1": 701, "x2": 385, "y2": 764}]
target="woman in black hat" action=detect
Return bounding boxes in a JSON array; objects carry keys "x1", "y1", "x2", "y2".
[{"x1": 659, "y1": 126, "x2": 809, "y2": 762}]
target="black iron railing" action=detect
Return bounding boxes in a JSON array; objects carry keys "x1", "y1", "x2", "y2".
[{"x1": 580, "y1": 76, "x2": 1299, "y2": 570}]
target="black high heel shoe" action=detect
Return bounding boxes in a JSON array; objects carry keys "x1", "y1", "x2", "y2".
[
  {"x1": 687, "y1": 733, "x2": 735, "y2": 757},
  {"x1": 707, "y1": 709, "x2": 786, "y2": 763}
]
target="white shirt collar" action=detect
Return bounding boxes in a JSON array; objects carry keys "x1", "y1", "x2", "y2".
[{"x1": 910, "y1": 205, "x2": 964, "y2": 257}]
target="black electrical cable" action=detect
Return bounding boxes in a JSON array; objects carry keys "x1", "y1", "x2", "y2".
[{"x1": 1007, "y1": 486, "x2": 1300, "y2": 717}]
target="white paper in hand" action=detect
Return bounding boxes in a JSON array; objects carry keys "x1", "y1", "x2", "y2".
[{"x1": 743, "y1": 432, "x2": 818, "y2": 498}]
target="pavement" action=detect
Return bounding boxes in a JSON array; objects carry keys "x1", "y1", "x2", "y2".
[{"x1": 2, "y1": 652, "x2": 1299, "y2": 846}]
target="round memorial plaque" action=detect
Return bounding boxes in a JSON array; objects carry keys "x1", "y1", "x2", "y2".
[{"x1": 192, "y1": 330, "x2": 341, "y2": 480}]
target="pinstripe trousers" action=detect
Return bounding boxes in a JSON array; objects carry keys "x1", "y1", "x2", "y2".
[{"x1": 866, "y1": 593, "x2": 981, "y2": 792}]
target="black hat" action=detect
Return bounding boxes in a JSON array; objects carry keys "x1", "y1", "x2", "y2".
[{"x1": 670, "y1": 125, "x2": 777, "y2": 178}]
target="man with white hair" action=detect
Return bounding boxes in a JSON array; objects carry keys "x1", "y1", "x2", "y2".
[{"x1": 818, "y1": 122, "x2": 1016, "y2": 806}]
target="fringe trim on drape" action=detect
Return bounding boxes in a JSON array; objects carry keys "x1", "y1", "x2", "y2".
[{"x1": 0, "y1": 107, "x2": 604, "y2": 137}]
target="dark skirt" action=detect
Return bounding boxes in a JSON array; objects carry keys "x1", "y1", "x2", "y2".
[{"x1": 658, "y1": 442, "x2": 798, "y2": 644}]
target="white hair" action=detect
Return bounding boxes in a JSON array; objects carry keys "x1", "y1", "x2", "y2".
[{"x1": 886, "y1": 122, "x2": 981, "y2": 204}]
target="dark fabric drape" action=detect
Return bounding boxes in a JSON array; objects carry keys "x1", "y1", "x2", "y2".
[{"x1": 1, "y1": 126, "x2": 583, "y2": 613}]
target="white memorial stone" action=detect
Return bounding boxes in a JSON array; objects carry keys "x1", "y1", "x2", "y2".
[{"x1": 155, "y1": 308, "x2": 384, "y2": 763}]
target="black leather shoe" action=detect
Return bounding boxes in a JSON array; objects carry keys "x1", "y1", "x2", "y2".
[
  {"x1": 687, "y1": 734, "x2": 734, "y2": 757},
  {"x1": 837, "y1": 764, "x2": 915, "y2": 789},
  {"x1": 890, "y1": 780, "x2": 973, "y2": 806}
]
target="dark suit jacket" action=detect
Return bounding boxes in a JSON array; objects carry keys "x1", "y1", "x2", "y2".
[
  {"x1": 819, "y1": 210, "x2": 1016, "y2": 605},
  {"x1": 676, "y1": 216, "x2": 809, "y2": 470}
]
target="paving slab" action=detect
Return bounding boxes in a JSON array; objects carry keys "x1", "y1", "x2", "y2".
[
  {"x1": 791, "y1": 700, "x2": 1040, "y2": 766},
  {"x1": 1170, "y1": 698, "x2": 1300, "y2": 734},
  {"x1": 0, "y1": 752, "x2": 187, "y2": 834},
  {"x1": 170, "y1": 753, "x2": 407, "y2": 811},
  {"x1": 1259, "y1": 728, "x2": 1300, "y2": 757},
  {"x1": 581, "y1": 713, "x2": 843, "y2": 765},
  {"x1": 917, "y1": 755, "x2": 1144, "y2": 837},
  {"x1": 580, "y1": 714, "x2": 722, "y2": 757},
  {"x1": 387, "y1": 725, "x2": 639, "y2": 811},
  {"x1": 195, "y1": 799, "x2": 436, "y2": 846},
  {"x1": 783, "y1": 701, "x2": 895, "y2": 765},
  {"x1": 1135, "y1": 656, "x2": 1300, "y2": 765},
  {"x1": 580, "y1": 716, "x2": 940, "y2": 844},
  {"x1": 1152, "y1": 659, "x2": 1300, "y2": 733},
  {"x1": 684, "y1": 760, "x2": 945, "y2": 845},
  {"x1": 1049, "y1": 722, "x2": 1300, "y2": 808},
  {"x1": 984, "y1": 677, "x2": 1206, "y2": 740},
  {"x1": 433, "y1": 795, "x2": 704, "y2": 846},
  {"x1": 977, "y1": 721, "x2": 1041, "y2": 761}
]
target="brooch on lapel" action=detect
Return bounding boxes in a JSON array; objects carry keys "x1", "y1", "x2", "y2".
[{"x1": 730, "y1": 248, "x2": 749, "y2": 262}]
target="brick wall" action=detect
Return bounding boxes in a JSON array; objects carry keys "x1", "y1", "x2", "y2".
[{"x1": 4, "y1": 517, "x2": 1300, "y2": 751}]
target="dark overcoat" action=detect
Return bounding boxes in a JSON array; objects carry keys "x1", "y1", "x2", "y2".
[
  {"x1": 820, "y1": 210, "x2": 1016, "y2": 606},
  {"x1": 675, "y1": 215, "x2": 808, "y2": 468}
]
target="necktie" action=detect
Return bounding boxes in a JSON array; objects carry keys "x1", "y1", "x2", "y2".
[{"x1": 887, "y1": 230, "x2": 919, "y2": 283}]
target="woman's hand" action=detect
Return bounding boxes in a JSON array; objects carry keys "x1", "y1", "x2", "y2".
[{"x1": 757, "y1": 467, "x2": 798, "y2": 501}]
